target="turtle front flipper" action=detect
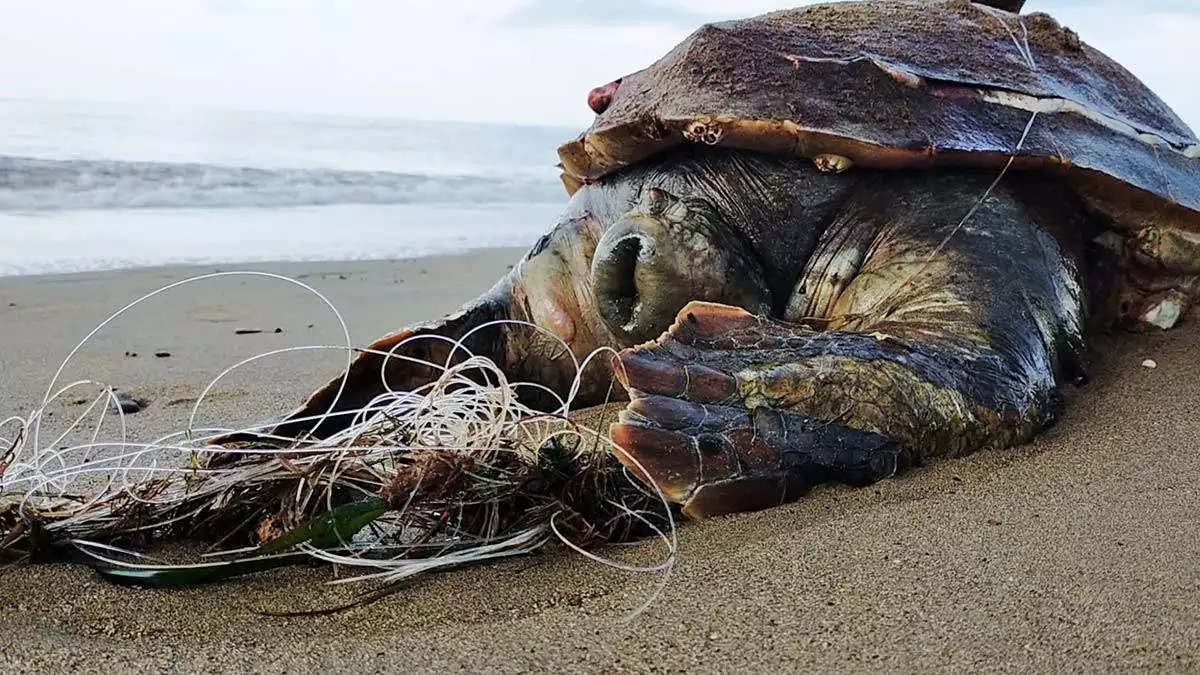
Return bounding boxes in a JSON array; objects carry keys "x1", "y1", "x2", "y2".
[
  {"x1": 611, "y1": 302, "x2": 1061, "y2": 517},
  {"x1": 614, "y1": 389, "x2": 901, "y2": 517}
]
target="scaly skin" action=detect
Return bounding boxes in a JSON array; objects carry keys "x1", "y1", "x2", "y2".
[{"x1": 611, "y1": 303, "x2": 1060, "y2": 517}]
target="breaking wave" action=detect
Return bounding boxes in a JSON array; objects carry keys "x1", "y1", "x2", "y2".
[{"x1": 0, "y1": 155, "x2": 566, "y2": 211}]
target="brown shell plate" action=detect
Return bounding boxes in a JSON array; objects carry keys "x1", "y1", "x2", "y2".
[{"x1": 557, "y1": 0, "x2": 1200, "y2": 232}]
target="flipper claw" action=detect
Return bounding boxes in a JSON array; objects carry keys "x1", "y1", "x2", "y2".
[{"x1": 613, "y1": 394, "x2": 899, "y2": 518}]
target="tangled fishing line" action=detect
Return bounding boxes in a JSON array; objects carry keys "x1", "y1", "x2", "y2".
[{"x1": 0, "y1": 272, "x2": 676, "y2": 616}]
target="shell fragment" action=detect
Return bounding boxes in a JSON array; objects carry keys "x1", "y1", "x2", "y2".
[{"x1": 813, "y1": 153, "x2": 854, "y2": 174}]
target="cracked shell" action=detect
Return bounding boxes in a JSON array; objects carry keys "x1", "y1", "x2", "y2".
[{"x1": 557, "y1": 0, "x2": 1200, "y2": 241}]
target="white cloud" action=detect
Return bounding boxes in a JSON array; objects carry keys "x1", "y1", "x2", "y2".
[
  {"x1": 0, "y1": 0, "x2": 1193, "y2": 131},
  {"x1": 0, "y1": 0, "x2": 693, "y2": 126},
  {"x1": 1047, "y1": 4, "x2": 1199, "y2": 130}
]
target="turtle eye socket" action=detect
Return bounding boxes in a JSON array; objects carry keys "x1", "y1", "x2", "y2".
[
  {"x1": 590, "y1": 189, "x2": 772, "y2": 346},
  {"x1": 592, "y1": 232, "x2": 656, "y2": 343}
]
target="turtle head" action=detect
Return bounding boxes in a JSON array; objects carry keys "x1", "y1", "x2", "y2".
[
  {"x1": 253, "y1": 183, "x2": 771, "y2": 442},
  {"x1": 590, "y1": 188, "x2": 772, "y2": 346}
]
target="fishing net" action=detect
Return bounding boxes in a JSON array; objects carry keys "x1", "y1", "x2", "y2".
[{"x1": 0, "y1": 272, "x2": 675, "y2": 610}]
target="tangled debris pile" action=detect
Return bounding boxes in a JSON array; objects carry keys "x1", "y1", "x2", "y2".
[{"x1": 0, "y1": 273, "x2": 674, "y2": 598}]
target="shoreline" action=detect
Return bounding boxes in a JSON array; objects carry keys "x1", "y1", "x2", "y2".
[
  {"x1": 0, "y1": 247, "x2": 528, "y2": 282},
  {"x1": 0, "y1": 200, "x2": 564, "y2": 279},
  {"x1": 1, "y1": 250, "x2": 1198, "y2": 672}
]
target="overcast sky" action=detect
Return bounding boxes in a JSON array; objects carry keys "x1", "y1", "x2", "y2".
[{"x1": 0, "y1": 0, "x2": 1195, "y2": 130}]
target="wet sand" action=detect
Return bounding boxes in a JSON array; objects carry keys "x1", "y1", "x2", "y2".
[{"x1": 0, "y1": 252, "x2": 1197, "y2": 673}]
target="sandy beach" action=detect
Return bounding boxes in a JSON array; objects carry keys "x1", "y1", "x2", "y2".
[{"x1": 0, "y1": 251, "x2": 1197, "y2": 673}]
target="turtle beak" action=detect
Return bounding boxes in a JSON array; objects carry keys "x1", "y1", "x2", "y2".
[
  {"x1": 265, "y1": 285, "x2": 514, "y2": 441},
  {"x1": 238, "y1": 206, "x2": 620, "y2": 445},
  {"x1": 232, "y1": 204, "x2": 624, "y2": 446}
]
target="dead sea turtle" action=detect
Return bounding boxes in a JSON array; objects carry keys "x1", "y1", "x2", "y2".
[{"x1": 263, "y1": 0, "x2": 1200, "y2": 518}]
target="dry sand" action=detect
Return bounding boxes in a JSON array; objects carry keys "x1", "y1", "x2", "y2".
[{"x1": 0, "y1": 251, "x2": 1197, "y2": 673}]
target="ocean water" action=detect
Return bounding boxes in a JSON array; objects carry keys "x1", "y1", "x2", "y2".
[{"x1": 0, "y1": 99, "x2": 577, "y2": 276}]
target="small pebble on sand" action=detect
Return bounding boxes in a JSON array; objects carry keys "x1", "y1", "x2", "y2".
[
  {"x1": 112, "y1": 392, "x2": 148, "y2": 414},
  {"x1": 1141, "y1": 359, "x2": 1157, "y2": 369}
]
